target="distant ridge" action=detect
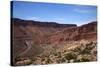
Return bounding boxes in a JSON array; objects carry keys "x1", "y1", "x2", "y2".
[{"x1": 12, "y1": 18, "x2": 77, "y2": 28}]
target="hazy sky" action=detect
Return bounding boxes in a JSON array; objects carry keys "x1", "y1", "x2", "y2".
[{"x1": 12, "y1": 1, "x2": 97, "y2": 26}]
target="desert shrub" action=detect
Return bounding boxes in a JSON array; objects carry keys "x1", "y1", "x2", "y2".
[
  {"x1": 64, "y1": 50, "x2": 67, "y2": 53},
  {"x1": 41, "y1": 58, "x2": 45, "y2": 61},
  {"x1": 56, "y1": 52, "x2": 62, "y2": 58},
  {"x1": 56, "y1": 58, "x2": 65, "y2": 63},
  {"x1": 79, "y1": 57, "x2": 90, "y2": 62},
  {"x1": 81, "y1": 42, "x2": 95, "y2": 54},
  {"x1": 80, "y1": 58, "x2": 90, "y2": 62},
  {"x1": 85, "y1": 44, "x2": 93, "y2": 50},
  {"x1": 28, "y1": 41, "x2": 97, "y2": 64},
  {"x1": 45, "y1": 58, "x2": 52, "y2": 64},
  {"x1": 64, "y1": 52, "x2": 77, "y2": 61},
  {"x1": 54, "y1": 53, "x2": 58, "y2": 56},
  {"x1": 81, "y1": 48, "x2": 90, "y2": 54},
  {"x1": 92, "y1": 50, "x2": 97, "y2": 55},
  {"x1": 71, "y1": 42, "x2": 96, "y2": 55},
  {"x1": 76, "y1": 54, "x2": 92, "y2": 62},
  {"x1": 60, "y1": 58, "x2": 66, "y2": 63},
  {"x1": 56, "y1": 59, "x2": 61, "y2": 63},
  {"x1": 71, "y1": 46, "x2": 82, "y2": 53},
  {"x1": 15, "y1": 56, "x2": 22, "y2": 62}
]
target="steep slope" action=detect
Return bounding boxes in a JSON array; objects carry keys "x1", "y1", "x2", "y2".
[
  {"x1": 12, "y1": 18, "x2": 77, "y2": 61},
  {"x1": 12, "y1": 18, "x2": 97, "y2": 65},
  {"x1": 48, "y1": 21, "x2": 97, "y2": 44},
  {"x1": 12, "y1": 18, "x2": 77, "y2": 44}
]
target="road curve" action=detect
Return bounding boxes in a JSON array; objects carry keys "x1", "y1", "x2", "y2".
[{"x1": 19, "y1": 40, "x2": 33, "y2": 56}]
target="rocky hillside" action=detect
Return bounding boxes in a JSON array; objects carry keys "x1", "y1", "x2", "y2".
[
  {"x1": 12, "y1": 18, "x2": 97, "y2": 44},
  {"x1": 12, "y1": 18, "x2": 77, "y2": 44},
  {"x1": 48, "y1": 21, "x2": 97, "y2": 44},
  {"x1": 12, "y1": 18, "x2": 97, "y2": 66}
]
